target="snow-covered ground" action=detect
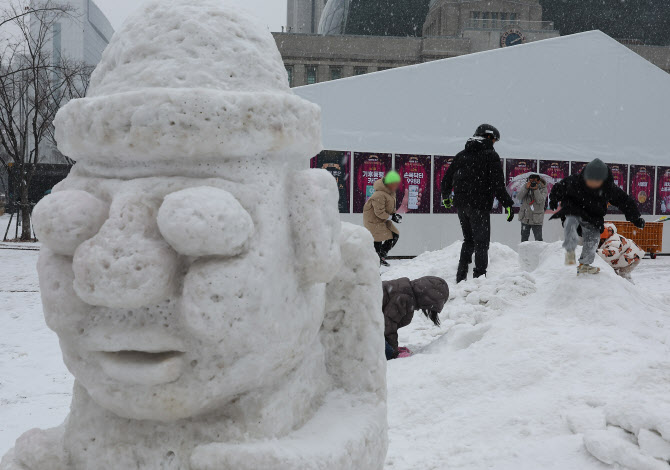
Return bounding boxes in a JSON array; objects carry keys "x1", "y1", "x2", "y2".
[
  {"x1": 0, "y1": 245, "x2": 72, "y2": 455},
  {"x1": 2, "y1": 241, "x2": 670, "y2": 468}
]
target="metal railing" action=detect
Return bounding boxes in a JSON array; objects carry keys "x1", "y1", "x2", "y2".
[{"x1": 465, "y1": 19, "x2": 555, "y2": 31}]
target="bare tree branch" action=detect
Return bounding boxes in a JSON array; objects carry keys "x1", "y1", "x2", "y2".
[{"x1": 0, "y1": 0, "x2": 91, "y2": 240}]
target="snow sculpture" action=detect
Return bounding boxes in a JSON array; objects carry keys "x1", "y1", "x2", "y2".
[{"x1": 0, "y1": 0, "x2": 388, "y2": 468}]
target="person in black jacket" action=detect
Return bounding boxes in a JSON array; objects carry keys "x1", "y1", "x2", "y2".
[
  {"x1": 441, "y1": 124, "x2": 515, "y2": 283},
  {"x1": 549, "y1": 158, "x2": 645, "y2": 275}
]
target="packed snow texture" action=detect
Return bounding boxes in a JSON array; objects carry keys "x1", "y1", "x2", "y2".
[
  {"x1": 157, "y1": 186, "x2": 255, "y2": 257},
  {"x1": 1, "y1": 0, "x2": 388, "y2": 468},
  {"x1": 381, "y1": 242, "x2": 670, "y2": 470},
  {"x1": 32, "y1": 191, "x2": 108, "y2": 256},
  {"x1": 53, "y1": 0, "x2": 322, "y2": 171},
  {"x1": 3, "y1": 238, "x2": 670, "y2": 468}
]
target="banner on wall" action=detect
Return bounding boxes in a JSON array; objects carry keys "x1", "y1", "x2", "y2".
[
  {"x1": 629, "y1": 165, "x2": 655, "y2": 215},
  {"x1": 433, "y1": 156, "x2": 457, "y2": 214},
  {"x1": 570, "y1": 161, "x2": 589, "y2": 176},
  {"x1": 607, "y1": 163, "x2": 629, "y2": 214},
  {"x1": 395, "y1": 154, "x2": 431, "y2": 214},
  {"x1": 539, "y1": 160, "x2": 570, "y2": 213},
  {"x1": 310, "y1": 150, "x2": 351, "y2": 213},
  {"x1": 353, "y1": 152, "x2": 393, "y2": 213},
  {"x1": 658, "y1": 167, "x2": 670, "y2": 215},
  {"x1": 505, "y1": 159, "x2": 539, "y2": 212}
]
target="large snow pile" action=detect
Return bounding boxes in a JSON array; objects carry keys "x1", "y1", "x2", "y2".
[
  {"x1": 1, "y1": 0, "x2": 388, "y2": 469},
  {"x1": 384, "y1": 242, "x2": 670, "y2": 469}
]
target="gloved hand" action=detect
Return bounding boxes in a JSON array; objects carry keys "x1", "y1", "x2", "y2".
[
  {"x1": 442, "y1": 197, "x2": 454, "y2": 210},
  {"x1": 549, "y1": 199, "x2": 559, "y2": 211},
  {"x1": 505, "y1": 207, "x2": 514, "y2": 222},
  {"x1": 391, "y1": 213, "x2": 403, "y2": 224},
  {"x1": 633, "y1": 218, "x2": 646, "y2": 229}
]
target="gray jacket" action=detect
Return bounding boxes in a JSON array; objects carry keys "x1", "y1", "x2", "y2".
[{"x1": 518, "y1": 179, "x2": 548, "y2": 226}]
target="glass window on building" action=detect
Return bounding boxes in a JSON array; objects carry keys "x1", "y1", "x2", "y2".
[
  {"x1": 471, "y1": 11, "x2": 480, "y2": 20},
  {"x1": 354, "y1": 67, "x2": 368, "y2": 76},
  {"x1": 306, "y1": 65, "x2": 318, "y2": 85},
  {"x1": 482, "y1": 11, "x2": 490, "y2": 28},
  {"x1": 285, "y1": 66, "x2": 294, "y2": 87},
  {"x1": 330, "y1": 66, "x2": 343, "y2": 80},
  {"x1": 377, "y1": 67, "x2": 391, "y2": 71}
]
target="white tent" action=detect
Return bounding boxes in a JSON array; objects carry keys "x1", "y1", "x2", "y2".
[
  {"x1": 297, "y1": 31, "x2": 670, "y2": 166},
  {"x1": 295, "y1": 31, "x2": 670, "y2": 255}
]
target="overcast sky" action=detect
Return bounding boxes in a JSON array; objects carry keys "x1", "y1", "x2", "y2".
[{"x1": 94, "y1": 0, "x2": 286, "y2": 32}]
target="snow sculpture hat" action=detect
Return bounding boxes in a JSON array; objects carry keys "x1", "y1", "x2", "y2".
[{"x1": 54, "y1": 0, "x2": 321, "y2": 170}]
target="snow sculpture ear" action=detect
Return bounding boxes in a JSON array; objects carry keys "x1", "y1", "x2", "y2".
[
  {"x1": 320, "y1": 223, "x2": 386, "y2": 398},
  {"x1": 288, "y1": 169, "x2": 342, "y2": 284}
]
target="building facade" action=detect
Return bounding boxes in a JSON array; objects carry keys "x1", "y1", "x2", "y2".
[
  {"x1": 287, "y1": 0, "x2": 329, "y2": 34},
  {"x1": 277, "y1": 0, "x2": 670, "y2": 87},
  {"x1": 32, "y1": 0, "x2": 114, "y2": 163},
  {"x1": 277, "y1": 0, "x2": 559, "y2": 87},
  {"x1": 276, "y1": 33, "x2": 471, "y2": 86},
  {"x1": 35, "y1": 0, "x2": 114, "y2": 67},
  {"x1": 424, "y1": 0, "x2": 558, "y2": 51},
  {"x1": 319, "y1": 0, "x2": 430, "y2": 37}
]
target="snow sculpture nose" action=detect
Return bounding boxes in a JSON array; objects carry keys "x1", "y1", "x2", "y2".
[{"x1": 71, "y1": 193, "x2": 179, "y2": 308}]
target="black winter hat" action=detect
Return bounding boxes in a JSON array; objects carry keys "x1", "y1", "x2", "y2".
[{"x1": 583, "y1": 158, "x2": 609, "y2": 181}]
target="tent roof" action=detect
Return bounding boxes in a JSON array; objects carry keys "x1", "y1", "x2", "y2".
[{"x1": 295, "y1": 31, "x2": 670, "y2": 166}]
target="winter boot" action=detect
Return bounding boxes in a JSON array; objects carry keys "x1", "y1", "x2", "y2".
[
  {"x1": 577, "y1": 264, "x2": 600, "y2": 275},
  {"x1": 380, "y1": 258, "x2": 390, "y2": 268},
  {"x1": 456, "y1": 263, "x2": 469, "y2": 284},
  {"x1": 565, "y1": 251, "x2": 577, "y2": 265}
]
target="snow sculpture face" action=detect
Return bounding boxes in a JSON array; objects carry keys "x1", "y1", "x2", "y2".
[
  {"x1": 32, "y1": 0, "x2": 339, "y2": 422},
  {"x1": 34, "y1": 174, "x2": 338, "y2": 421}
]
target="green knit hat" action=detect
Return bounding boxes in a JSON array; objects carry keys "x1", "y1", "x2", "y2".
[{"x1": 384, "y1": 170, "x2": 401, "y2": 185}]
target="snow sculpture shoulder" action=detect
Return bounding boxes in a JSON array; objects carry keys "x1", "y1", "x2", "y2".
[{"x1": 1, "y1": 1, "x2": 387, "y2": 468}]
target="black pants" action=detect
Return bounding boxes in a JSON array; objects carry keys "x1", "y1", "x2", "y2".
[
  {"x1": 521, "y1": 224, "x2": 543, "y2": 242},
  {"x1": 457, "y1": 207, "x2": 491, "y2": 282},
  {"x1": 374, "y1": 233, "x2": 399, "y2": 259}
]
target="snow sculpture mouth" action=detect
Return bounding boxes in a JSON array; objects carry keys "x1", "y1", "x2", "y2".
[{"x1": 96, "y1": 350, "x2": 186, "y2": 386}]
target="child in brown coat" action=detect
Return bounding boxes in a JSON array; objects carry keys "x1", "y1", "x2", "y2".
[{"x1": 363, "y1": 171, "x2": 402, "y2": 266}]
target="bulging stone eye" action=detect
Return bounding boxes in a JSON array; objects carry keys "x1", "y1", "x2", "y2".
[
  {"x1": 33, "y1": 190, "x2": 109, "y2": 256},
  {"x1": 157, "y1": 186, "x2": 254, "y2": 257}
]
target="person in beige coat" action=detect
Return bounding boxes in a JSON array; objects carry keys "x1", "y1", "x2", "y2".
[
  {"x1": 518, "y1": 174, "x2": 548, "y2": 242},
  {"x1": 364, "y1": 171, "x2": 402, "y2": 266}
]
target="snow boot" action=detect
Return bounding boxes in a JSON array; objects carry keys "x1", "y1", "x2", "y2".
[
  {"x1": 456, "y1": 263, "x2": 469, "y2": 283},
  {"x1": 565, "y1": 251, "x2": 577, "y2": 265},
  {"x1": 380, "y1": 258, "x2": 390, "y2": 268},
  {"x1": 577, "y1": 264, "x2": 600, "y2": 275}
]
